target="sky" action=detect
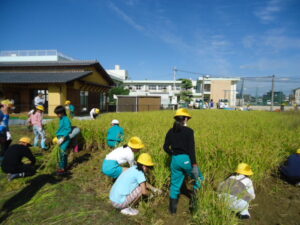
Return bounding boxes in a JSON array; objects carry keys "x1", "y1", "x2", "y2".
[{"x1": 1, "y1": 0, "x2": 300, "y2": 94}]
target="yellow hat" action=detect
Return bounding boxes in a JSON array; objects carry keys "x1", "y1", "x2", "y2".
[
  {"x1": 19, "y1": 137, "x2": 32, "y2": 145},
  {"x1": 236, "y1": 163, "x2": 253, "y2": 176},
  {"x1": 174, "y1": 108, "x2": 192, "y2": 118},
  {"x1": 1, "y1": 99, "x2": 13, "y2": 106},
  {"x1": 95, "y1": 108, "x2": 100, "y2": 114},
  {"x1": 137, "y1": 153, "x2": 154, "y2": 166},
  {"x1": 52, "y1": 137, "x2": 58, "y2": 144},
  {"x1": 128, "y1": 136, "x2": 144, "y2": 149},
  {"x1": 297, "y1": 149, "x2": 300, "y2": 154},
  {"x1": 36, "y1": 105, "x2": 44, "y2": 111},
  {"x1": 65, "y1": 100, "x2": 71, "y2": 105}
]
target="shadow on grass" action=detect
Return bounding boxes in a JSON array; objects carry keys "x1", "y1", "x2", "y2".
[
  {"x1": 0, "y1": 174, "x2": 62, "y2": 223},
  {"x1": 68, "y1": 153, "x2": 91, "y2": 169}
]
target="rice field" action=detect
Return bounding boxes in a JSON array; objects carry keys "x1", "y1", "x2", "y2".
[{"x1": 2, "y1": 110, "x2": 300, "y2": 225}]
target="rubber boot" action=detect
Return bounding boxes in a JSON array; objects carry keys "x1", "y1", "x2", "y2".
[{"x1": 169, "y1": 198, "x2": 179, "y2": 214}]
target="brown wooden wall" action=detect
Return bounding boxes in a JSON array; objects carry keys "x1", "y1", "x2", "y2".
[
  {"x1": 138, "y1": 97, "x2": 161, "y2": 111},
  {"x1": 117, "y1": 96, "x2": 161, "y2": 112}
]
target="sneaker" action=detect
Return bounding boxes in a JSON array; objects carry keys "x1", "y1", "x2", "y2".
[
  {"x1": 120, "y1": 207, "x2": 139, "y2": 216},
  {"x1": 7, "y1": 173, "x2": 20, "y2": 181},
  {"x1": 236, "y1": 213, "x2": 250, "y2": 220}
]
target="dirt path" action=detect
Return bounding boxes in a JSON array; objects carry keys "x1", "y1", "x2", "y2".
[{"x1": 244, "y1": 177, "x2": 300, "y2": 225}]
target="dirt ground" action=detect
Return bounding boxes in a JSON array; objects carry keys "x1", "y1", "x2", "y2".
[{"x1": 244, "y1": 177, "x2": 300, "y2": 225}]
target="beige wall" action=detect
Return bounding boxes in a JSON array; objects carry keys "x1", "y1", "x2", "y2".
[
  {"x1": 210, "y1": 80, "x2": 232, "y2": 103},
  {"x1": 48, "y1": 84, "x2": 67, "y2": 116}
]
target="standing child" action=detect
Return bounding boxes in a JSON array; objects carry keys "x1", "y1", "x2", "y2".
[
  {"x1": 29, "y1": 105, "x2": 48, "y2": 150},
  {"x1": 54, "y1": 105, "x2": 72, "y2": 174},
  {"x1": 217, "y1": 163, "x2": 255, "y2": 220},
  {"x1": 107, "y1": 119, "x2": 124, "y2": 148},
  {"x1": 163, "y1": 108, "x2": 204, "y2": 214},
  {"x1": 65, "y1": 100, "x2": 75, "y2": 118},
  {"x1": 102, "y1": 136, "x2": 144, "y2": 179},
  {"x1": 0, "y1": 100, "x2": 13, "y2": 162}
]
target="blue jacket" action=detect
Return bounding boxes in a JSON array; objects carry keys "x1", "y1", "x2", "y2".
[
  {"x1": 107, "y1": 125, "x2": 124, "y2": 142},
  {"x1": 0, "y1": 110, "x2": 9, "y2": 133},
  {"x1": 56, "y1": 116, "x2": 72, "y2": 137},
  {"x1": 281, "y1": 154, "x2": 300, "y2": 177}
]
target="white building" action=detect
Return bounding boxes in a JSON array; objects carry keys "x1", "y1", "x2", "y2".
[
  {"x1": 123, "y1": 80, "x2": 182, "y2": 106},
  {"x1": 106, "y1": 65, "x2": 128, "y2": 85},
  {"x1": 293, "y1": 87, "x2": 300, "y2": 105},
  {"x1": 0, "y1": 50, "x2": 74, "y2": 62}
]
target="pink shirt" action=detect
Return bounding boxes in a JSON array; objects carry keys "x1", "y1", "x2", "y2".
[{"x1": 30, "y1": 111, "x2": 43, "y2": 127}]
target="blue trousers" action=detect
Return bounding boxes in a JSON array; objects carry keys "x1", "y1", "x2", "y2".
[
  {"x1": 102, "y1": 159, "x2": 123, "y2": 178},
  {"x1": 170, "y1": 154, "x2": 202, "y2": 199},
  {"x1": 58, "y1": 136, "x2": 71, "y2": 169},
  {"x1": 33, "y1": 126, "x2": 47, "y2": 149}
]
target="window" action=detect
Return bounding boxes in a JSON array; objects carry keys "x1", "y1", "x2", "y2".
[
  {"x1": 136, "y1": 85, "x2": 142, "y2": 90},
  {"x1": 80, "y1": 91, "x2": 88, "y2": 109},
  {"x1": 158, "y1": 85, "x2": 166, "y2": 90},
  {"x1": 149, "y1": 85, "x2": 156, "y2": 90}
]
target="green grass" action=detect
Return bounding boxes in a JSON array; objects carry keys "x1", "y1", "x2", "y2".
[{"x1": 1, "y1": 110, "x2": 300, "y2": 225}]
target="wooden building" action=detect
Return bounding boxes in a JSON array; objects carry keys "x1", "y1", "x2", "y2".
[
  {"x1": 0, "y1": 61, "x2": 114, "y2": 116},
  {"x1": 116, "y1": 96, "x2": 161, "y2": 112}
]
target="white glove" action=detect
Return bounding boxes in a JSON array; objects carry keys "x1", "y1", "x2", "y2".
[
  {"x1": 152, "y1": 187, "x2": 163, "y2": 195},
  {"x1": 6, "y1": 131, "x2": 12, "y2": 141},
  {"x1": 58, "y1": 137, "x2": 65, "y2": 145}
]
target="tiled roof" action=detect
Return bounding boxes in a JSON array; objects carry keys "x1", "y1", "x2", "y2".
[{"x1": 0, "y1": 71, "x2": 92, "y2": 83}]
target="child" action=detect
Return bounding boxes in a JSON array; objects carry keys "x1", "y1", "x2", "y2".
[
  {"x1": 65, "y1": 100, "x2": 75, "y2": 118},
  {"x1": 0, "y1": 100, "x2": 13, "y2": 162},
  {"x1": 54, "y1": 105, "x2": 72, "y2": 174},
  {"x1": 163, "y1": 108, "x2": 204, "y2": 214},
  {"x1": 107, "y1": 119, "x2": 124, "y2": 148},
  {"x1": 29, "y1": 105, "x2": 48, "y2": 150},
  {"x1": 109, "y1": 153, "x2": 161, "y2": 216},
  {"x1": 280, "y1": 149, "x2": 300, "y2": 185},
  {"x1": 218, "y1": 163, "x2": 255, "y2": 220},
  {"x1": 102, "y1": 136, "x2": 144, "y2": 179},
  {"x1": 90, "y1": 108, "x2": 100, "y2": 120},
  {"x1": 1, "y1": 137, "x2": 36, "y2": 181}
]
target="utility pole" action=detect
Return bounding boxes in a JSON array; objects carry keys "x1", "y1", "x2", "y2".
[
  {"x1": 173, "y1": 67, "x2": 176, "y2": 91},
  {"x1": 202, "y1": 76, "x2": 205, "y2": 102},
  {"x1": 271, "y1": 74, "x2": 275, "y2": 111}
]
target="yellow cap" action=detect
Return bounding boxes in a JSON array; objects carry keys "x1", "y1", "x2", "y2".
[
  {"x1": 95, "y1": 108, "x2": 100, "y2": 114},
  {"x1": 128, "y1": 136, "x2": 144, "y2": 149},
  {"x1": 19, "y1": 137, "x2": 32, "y2": 145},
  {"x1": 36, "y1": 105, "x2": 44, "y2": 111},
  {"x1": 174, "y1": 108, "x2": 192, "y2": 118},
  {"x1": 236, "y1": 163, "x2": 253, "y2": 176},
  {"x1": 297, "y1": 149, "x2": 300, "y2": 154},
  {"x1": 52, "y1": 137, "x2": 58, "y2": 144},
  {"x1": 65, "y1": 100, "x2": 71, "y2": 105},
  {"x1": 1, "y1": 99, "x2": 13, "y2": 106},
  {"x1": 137, "y1": 153, "x2": 154, "y2": 166}
]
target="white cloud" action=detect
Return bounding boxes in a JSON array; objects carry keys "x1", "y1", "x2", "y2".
[
  {"x1": 107, "y1": 2, "x2": 145, "y2": 32},
  {"x1": 254, "y1": 0, "x2": 283, "y2": 23}
]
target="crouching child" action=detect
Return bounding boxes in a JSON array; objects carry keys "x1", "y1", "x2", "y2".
[
  {"x1": 217, "y1": 163, "x2": 255, "y2": 220},
  {"x1": 109, "y1": 153, "x2": 161, "y2": 216},
  {"x1": 1, "y1": 137, "x2": 36, "y2": 181}
]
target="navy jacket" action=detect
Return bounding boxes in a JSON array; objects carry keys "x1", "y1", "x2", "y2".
[{"x1": 281, "y1": 154, "x2": 300, "y2": 178}]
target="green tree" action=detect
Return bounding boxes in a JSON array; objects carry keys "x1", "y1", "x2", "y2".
[
  {"x1": 178, "y1": 79, "x2": 193, "y2": 104},
  {"x1": 109, "y1": 86, "x2": 130, "y2": 104}
]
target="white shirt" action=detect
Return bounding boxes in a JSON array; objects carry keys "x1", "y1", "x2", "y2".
[
  {"x1": 105, "y1": 146, "x2": 135, "y2": 166},
  {"x1": 34, "y1": 96, "x2": 45, "y2": 106},
  {"x1": 90, "y1": 108, "x2": 98, "y2": 119},
  {"x1": 228, "y1": 174, "x2": 255, "y2": 200}
]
